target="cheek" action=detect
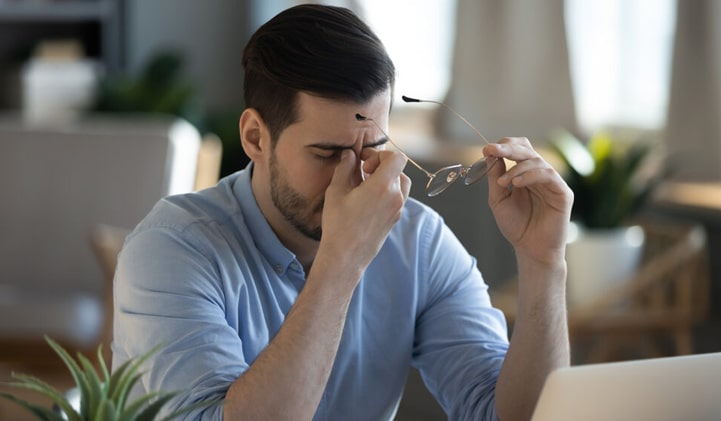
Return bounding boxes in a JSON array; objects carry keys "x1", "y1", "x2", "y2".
[{"x1": 287, "y1": 159, "x2": 336, "y2": 200}]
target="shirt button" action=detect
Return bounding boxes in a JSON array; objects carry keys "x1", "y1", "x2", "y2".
[{"x1": 274, "y1": 264, "x2": 283, "y2": 274}]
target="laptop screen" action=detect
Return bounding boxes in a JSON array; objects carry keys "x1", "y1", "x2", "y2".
[{"x1": 531, "y1": 352, "x2": 721, "y2": 421}]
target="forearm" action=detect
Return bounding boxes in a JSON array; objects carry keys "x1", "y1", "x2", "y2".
[
  {"x1": 495, "y1": 256, "x2": 569, "y2": 421},
  {"x1": 223, "y1": 256, "x2": 362, "y2": 420}
]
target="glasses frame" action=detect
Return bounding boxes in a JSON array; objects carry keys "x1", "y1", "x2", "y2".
[{"x1": 356, "y1": 95, "x2": 497, "y2": 197}]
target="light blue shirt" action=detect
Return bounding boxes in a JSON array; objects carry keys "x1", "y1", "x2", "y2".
[{"x1": 113, "y1": 163, "x2": 509, "y2": 420}]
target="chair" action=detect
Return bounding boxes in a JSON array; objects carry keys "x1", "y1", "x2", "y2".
[
  {"x1": 0, "y1": 114, "x2": 204, "y2": 360},
  {"x1": 491, "y1": 219, "x2": 710, "y2": 364},
  {"x1": 569, "y1": 221, "x2": 709, "y2": 362},
  {"x1": 194, "y1": 133, "x2": 224, "y2": 191}
]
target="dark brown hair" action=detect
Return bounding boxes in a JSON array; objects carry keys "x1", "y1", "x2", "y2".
[{"x1": 242, "y1": 4, "x2": 396, "y2": 143}]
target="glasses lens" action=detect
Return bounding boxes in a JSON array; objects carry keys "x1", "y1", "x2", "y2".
[
  {"x1": 463, "y1": 156, "x2": 496, "y2": 185},
  {"x1": 426, "y1": 165, "x2": 463, "y2": 196}
]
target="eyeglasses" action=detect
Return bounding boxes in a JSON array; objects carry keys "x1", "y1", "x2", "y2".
[{"x1": 356, "y1": 95, "x2": 497, "y2": 197}]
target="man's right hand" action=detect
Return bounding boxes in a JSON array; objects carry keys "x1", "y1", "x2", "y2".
[{"x1": 318, "y1": 148, "x2": 411, "y2": 281}]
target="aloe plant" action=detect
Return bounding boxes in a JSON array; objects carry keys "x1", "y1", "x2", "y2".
[
  {"x1": 1, "y1": 336, "x2": 219, "y2": 421},
  {"x1": 549, "y1": 128, "x2": 666, "y2": 229}
]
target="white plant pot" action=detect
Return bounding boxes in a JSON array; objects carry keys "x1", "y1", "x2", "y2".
[{"x1": 565, "y1": 223, "x2": 645, "y2": 305}]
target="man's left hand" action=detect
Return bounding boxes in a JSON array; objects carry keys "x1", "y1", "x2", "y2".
[{"x1": 483, "y1": 137, "x2": 574, "y2": 265}]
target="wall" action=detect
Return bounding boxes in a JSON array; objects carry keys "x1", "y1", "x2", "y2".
[{"x1": 125, "y1": 0, "x2": 250, "y2": 111}]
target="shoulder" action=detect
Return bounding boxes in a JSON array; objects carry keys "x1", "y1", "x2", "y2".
[
  {"x1": 143, "y1": 179, "x2": 238, "y2": 230},
  {"x1": 124, "y1": 172, "x2": 252, "y2": 259},
  {"x1": 392, "y1": 196, "x2": 446, "y2": 241}
]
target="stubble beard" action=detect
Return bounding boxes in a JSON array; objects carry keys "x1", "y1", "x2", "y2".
[{"x1": 269, "y1": 151, "x2": 324, "y2": 242}]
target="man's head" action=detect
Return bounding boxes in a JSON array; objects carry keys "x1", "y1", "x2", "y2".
[
  {"x1": 241, "y1": 4, "x2": 396, "y2": 143},
  {"x1": 240, "y1": 5, "x2": 397, "y2": 252}
]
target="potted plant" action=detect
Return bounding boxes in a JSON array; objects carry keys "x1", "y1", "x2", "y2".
[
  {"x1": 0, "y1": 336, "x2": 220, "y2": 420},
  {"x1": 549, "y1": 128, "x2": 666, "y2": 304}
]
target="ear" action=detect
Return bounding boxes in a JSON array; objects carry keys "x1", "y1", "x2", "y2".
[{"x1": 239, "y1": 108, "x2": 271, "y2": 161}]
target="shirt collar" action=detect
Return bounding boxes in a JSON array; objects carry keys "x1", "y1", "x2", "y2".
[{"x1": 233, "y1": 162, "x2": 298, "y2": 277}]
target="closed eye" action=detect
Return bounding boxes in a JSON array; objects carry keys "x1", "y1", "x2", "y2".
[
  {"x1": 313, "y1": 150, "x2": 342, "y2": 163},
  {"x1": 307, "y1": 138, "x2": 388, "y2": 162}
]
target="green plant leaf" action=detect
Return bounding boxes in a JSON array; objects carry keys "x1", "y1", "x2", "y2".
[
  {"x1": 97, "y1": 344, "x2": 112, "y2": 397},
  {"x1": 97, "y1": 344, "x2": 111, "y2": 383},
  {"x1": 109, "y1": 343, "x2": 162, "y2": 410},
  {"x1": 4, "y1": 375, "x2": 82, "y2": 421},
  {"x1": 117, "y1": 390, "x2": 165, "y2": 421},
  {"x1": 44, "y1": 336, "x2": 91, "y2": 417},
  {"x1": 0, "y1": 392, "x2": 65, "y2": 421},
  {"x1": 3, "y1": 338, "x2": 221, "y2": 421},
  {"x1": 77, "y1": 352, "x2": 104, "y2": 417},
  {"x1": 105, "y1": 358, "x2": 133, "y2": 405},
  {"x1": 548, "y1": 127, "x2": 665, "y2": 229},
  {"x1": 132, "y1": 394, "x2": 176, "y2": 421},
  {"x1": 549, "y1": 128, "x2": 595, "y2": 176},
  {"x1": 95, "y1": 397, "x2": 119, "y2": 421}
]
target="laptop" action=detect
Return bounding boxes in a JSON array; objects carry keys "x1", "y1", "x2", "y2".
[{"x1": 531, "y1": 352, "x2": 721, "y2": 421}]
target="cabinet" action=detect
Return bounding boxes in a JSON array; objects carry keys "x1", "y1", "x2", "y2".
[{"x1": 0, "y1": 0, "x2": 124, "y2": 108}]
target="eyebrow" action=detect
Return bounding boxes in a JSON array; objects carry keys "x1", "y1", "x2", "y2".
[{"x1": 306, "y1": 138, "x2": 389, "y2": 151}]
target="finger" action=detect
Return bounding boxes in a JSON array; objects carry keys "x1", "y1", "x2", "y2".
[
  {"x1": 361, "y1": 147, "x2": 381, "y2": 175},
  {"x1": 364, "y1": 150, "x2": 407, "y2": 183},
  {"x1": 399, "y1": 172, "x2": 412, "y2": 202},
  {"x1": 328, "y1": 149, "x2": 360, "y2": 193},
  {"x1": 497, "y1": 157, "x2": 547, "y2": 188},
  {"x1": 483, "y1": 137, "x2": 537, "y2": 162},
  {"x1": 508, "y1": 168, "x2": 564, "y2": 187}
]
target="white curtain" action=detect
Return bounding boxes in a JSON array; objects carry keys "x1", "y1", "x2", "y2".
[
  {"x1": 439, "y1": 0, "x2": 577, "y2": 145},
  {"x1": 664, "y1": 0, "x2": 721, "y2": 182},
  {"x1": 427, "y1": 0, "x2": 577, "y2": 285}
]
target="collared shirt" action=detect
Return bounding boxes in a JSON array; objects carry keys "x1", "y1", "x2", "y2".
[{"x1": 112, "y1": 163, "x2": 509, "y2": 420}]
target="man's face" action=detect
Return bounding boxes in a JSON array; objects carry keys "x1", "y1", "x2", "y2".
[
  {"x1": 261, "y1": 90, "x2": 392, "y2": 243},
  {"x1": 269, "y1": 146, "x2": 324, "y2": 240}
]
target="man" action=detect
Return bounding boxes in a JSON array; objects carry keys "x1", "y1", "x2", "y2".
[{"x1": 113, "y1": 4, "x2": 572, "y2": 420}]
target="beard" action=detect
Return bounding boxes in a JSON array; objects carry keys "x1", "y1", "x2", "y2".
[{"x1": 269, "y1": 151, "x2": 324, "y2": 241}]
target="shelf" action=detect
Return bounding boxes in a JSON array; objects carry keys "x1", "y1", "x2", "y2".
[{"x1": 0, "y1": 1, "x2": 114, "y2": 22}]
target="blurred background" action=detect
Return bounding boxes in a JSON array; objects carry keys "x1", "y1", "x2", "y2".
[{"x1": 1, "y1": 0, "x2": 721, "y2": 419}]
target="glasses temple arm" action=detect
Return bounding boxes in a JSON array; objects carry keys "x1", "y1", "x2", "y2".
[
  {"x1": 355, "y1": 114, "x2": 434, "y2": 179},
  {"x1": 401, "y1": 95, "x2": 491, "y2": 145}
]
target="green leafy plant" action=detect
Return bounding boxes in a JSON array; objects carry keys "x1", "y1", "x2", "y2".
[
  {"x1": 92, "y1": 50, "x2": 249, "y2": 177},
  {"x1": 93, "y1": 50, "x2": 201, "y2": 127},
  {"x1": 0, "y1": 336, "x2": 219, "y2": 421},
  {"x1": 549, "y1": 128, "x2": 666, "y2": 229}
]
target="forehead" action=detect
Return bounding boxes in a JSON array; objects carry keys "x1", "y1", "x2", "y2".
[{"x1": 294, "y1": 91, "x2": 391, "y2": 129}]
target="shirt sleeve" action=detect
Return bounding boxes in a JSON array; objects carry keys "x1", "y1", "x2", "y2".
[
  {"x1": 113, "y1": 225, "x2": 243, "y2": 420},
  {"x1": 412, "y1": 212, "x2": 510, "y2": 421}
]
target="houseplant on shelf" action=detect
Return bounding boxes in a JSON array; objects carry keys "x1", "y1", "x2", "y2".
[
  {"x1": 549, "y1": 128, "x2": 666, "y2": 304},
  {"x1": 0, "y1": 336, "x2": 220, "y2": 420}
]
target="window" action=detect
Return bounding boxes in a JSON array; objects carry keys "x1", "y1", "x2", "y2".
[
  {"x1": 359, "y1": 0, "x2": 456, "y2": 105},
  {"x1": 564, "y1": 0, "x2": 677, "y2": 134}
]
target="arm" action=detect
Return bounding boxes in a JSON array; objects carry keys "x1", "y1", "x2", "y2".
[
  {"x1": 483, "y1": 138, "x2": 573, "y2": 421},
  {"x1": 224, "y1": 149, "x2": 411, "y2": 419}
]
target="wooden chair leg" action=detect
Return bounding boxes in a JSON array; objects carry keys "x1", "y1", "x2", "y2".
[{"x1": 675, "y1": 329, "x2": 693, "y2": 355}]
